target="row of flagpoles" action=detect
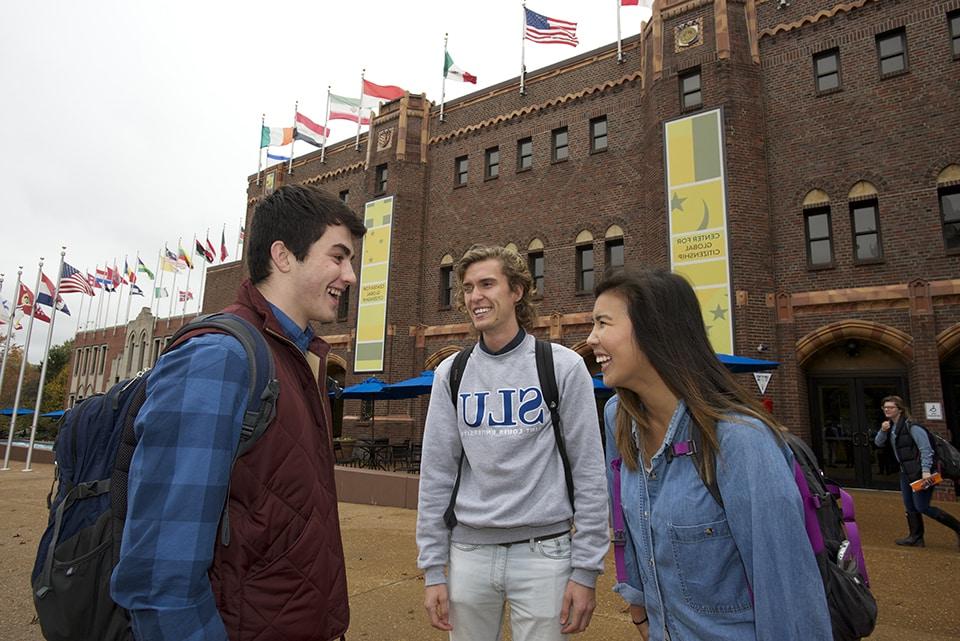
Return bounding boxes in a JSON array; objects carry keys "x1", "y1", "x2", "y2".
[
  {"x1": 0, "y1": 225, "x2": 246, "y2": 469},
  {"x1": 258, "y1": 1, "x2": 653, "y2": 172}
]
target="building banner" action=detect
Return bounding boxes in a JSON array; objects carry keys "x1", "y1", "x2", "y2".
[
  {"x1": 354, "y1": 196, "x2": 394, "y2": 372},
  {"x1": 664, "y1": 108, "x2": 733, "y2": 354}
]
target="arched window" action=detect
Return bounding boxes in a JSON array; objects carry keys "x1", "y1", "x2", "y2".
[
  {"x1": 604, "y1": 225, "x2": 624, "y2": 271},
  {"x1": 802, "y1": 189, "x2": 833, "y2": 268},
  {"x1": 439, "y1": 253, "x2": 454, "y2": 308},
  {"x1": 937, "y1": 165, "x2": 960, "y2": 253},
  {"x1": 848, "y1": 181, "x2": 882, "y2": 262},
  {"x1": 527, "y1": 239, "x2": 545, "y2": 296},
  {"x1": 575, "y1": 230, "x2": 595, "y2": 291}
]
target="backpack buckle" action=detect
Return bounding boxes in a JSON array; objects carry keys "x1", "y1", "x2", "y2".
[{"x1": 666, "y1": 439, "x2": 697, "y2": 462}]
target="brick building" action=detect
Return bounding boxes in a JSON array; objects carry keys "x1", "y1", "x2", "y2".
[{"x1": 70, "y1": 0, "x2": 960, "y2": 492}]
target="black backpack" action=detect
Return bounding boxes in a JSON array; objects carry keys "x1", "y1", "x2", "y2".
[
  {"x1": 906, "y1": 419, "x2": 960, "y2": 481},
  {"x1": 31, "y1": 313, "x2": 279, "y2": 641},
  {"x1": 443, "y1": 340, "x2": 574, "y2": 529}
]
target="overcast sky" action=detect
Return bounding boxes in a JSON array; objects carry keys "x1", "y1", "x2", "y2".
[{"x1": 0, "y1": 1, "x2": 649, "y2": 364}]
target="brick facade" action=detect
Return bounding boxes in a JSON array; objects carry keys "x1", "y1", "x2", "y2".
[{"x1": 68, "y1": 0, "x2": 960, "y2": 494}]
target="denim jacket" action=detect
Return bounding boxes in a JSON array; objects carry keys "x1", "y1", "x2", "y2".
[{"x1": 604, "y1": 397, "x2": 832, "y2": 641}]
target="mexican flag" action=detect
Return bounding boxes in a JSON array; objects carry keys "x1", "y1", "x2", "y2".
[{"x1": 444, "y1": 52, "x2": 477, "y2": 84}]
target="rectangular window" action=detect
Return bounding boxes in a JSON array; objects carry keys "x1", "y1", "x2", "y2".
[
  {"x1": 576, "y1": 245, "x2": 594, "y2": 292},
  {"x1": 439, "y1": 266, "x2": 454, "y2": 307},
  {"x1": 485, "y1": 147, "x2": 500, "y2": 180},
  {"x1": 528, "y1": 251, "x2": 544, "y2": 295},
  {"x1": 680, "y1": 69, "x2": 702, "y2": 111},
  {"x1": 950, "y1": 11, "x2": 960, "y2": 58},
  {"x1": 517, "y1": 137, "x2": 533, "y2": 171},
  {"x1": 152, "y1": 339, "x2": 162, "y2": 367},
  {"x1": 455, "y1": 155, "x2": 469, "y2": 186},
  {"x1": 940, "y1": 186, "x2": 960, "y2": 253},
  {"x1": 338, "y1": 189, "x2": 349, "y2": 203},
  {"x1": 804, "y1": 207, "x2": 834, "y2": 267},
  {"x1": 877, "y1": 29, "x2": 907, "y2": 76},
  {"x1": 374, "y1": 164, "x2": 388, "y2": 194},
  {"x1": 74, "y1": 349, "x2": 82, "y2": 375},
  {"x1": 814, "y1": 49, "x2": 841, "y2": 93},
  {"x1": 99, "y1": 345, "x2": 107, "y2": 374},
  {"x1": 590, "y1": 116, "x2": 608, "y2": 153},
  {"x1": 850, "y1": 200, "x2": 882, "y2": 262},
  {"x1": 337, "y1": 286, "x2": 350, "y2": 321},
  {"x1": 552, "y1": 127, "x2": 568, "y2": 163},
  {"x1": 605, "y1": 238, "x2": 624, "y2": 270}
]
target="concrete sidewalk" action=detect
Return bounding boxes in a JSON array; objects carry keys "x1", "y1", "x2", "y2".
[{"x1": 1, "y1": 464, "x2": 958, "y2": 640}]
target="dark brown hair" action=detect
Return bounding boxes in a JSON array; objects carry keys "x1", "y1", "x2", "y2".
[{"x1": 595, "y1": 268, "x2": 783, "y2": 477}]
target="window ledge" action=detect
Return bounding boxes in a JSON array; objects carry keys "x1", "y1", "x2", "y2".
[
  {"x1": 879, "y1": 69, "x2": 909, "y2": 80},
  {"x1": 453, "y1": 183, "x2": 467, "y2": 190},
  {"x1": 516, "y1": 167, "x2": 532, "y2": 174},
  {"x1": 816, "y1": 87, "x2": 843, "y2": 97},
  {"x1": 590, "y1": 147, "x2": 608, "y2": 155},
  {"x1": 551, "y1": 157, "x2": 569, "y2": 165},
  {"x1": 575, "y1": 290, "x2": 593, "y2": 297},
  {"x1": 807, "y1": 263, "x2": 836, "y2": 272},
  {"x1": 438, "y1": 305, "x2": 452, "y2": 311},
  {"x1": 853, "y1": 258, "x2": 885, "y2": 266},
  {"x1": 484, "y1": 175, "x2": 499, "y2": 182}
]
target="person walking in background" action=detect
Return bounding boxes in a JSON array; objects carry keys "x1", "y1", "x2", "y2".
[
  {"x1": 588, "y1": 268, "x2": 832, "y2": 641},
  {"x1": 875, "y1": 395, "x2": 960, "y2": 550},
  {"x1": 416, "y1": 245, "x2": 608, "y2": 640}
]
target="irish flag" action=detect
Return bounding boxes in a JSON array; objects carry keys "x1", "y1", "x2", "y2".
[
  {"x1": 294, "y1": 112, "x2": 330, "y2": 148},
  {"x1": 329, "y1": 93, "x2": 371, "y2": 125},
  {"x1": 444, "y1": 52, "x2": 477, "y2": 84},
  {"x1": 261, "y1": 126, "x2": 293, "y2": 148}
]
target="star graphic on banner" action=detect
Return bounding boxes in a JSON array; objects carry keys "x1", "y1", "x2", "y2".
[
  {"x1": 711, "y1": 304, "x2": 728, "y2": 320},
  {"x1": 671, "y1": 192, "x2": 687, "y2": 212}
]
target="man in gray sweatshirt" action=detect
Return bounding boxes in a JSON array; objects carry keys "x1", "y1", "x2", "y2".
[{"x1": 416, "y1": 245, "x2": 608, "y2": 640}]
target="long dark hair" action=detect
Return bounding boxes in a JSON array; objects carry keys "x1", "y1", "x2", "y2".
[{"x1": 595, "y1": 268, "x2": 783, "y2": 477}]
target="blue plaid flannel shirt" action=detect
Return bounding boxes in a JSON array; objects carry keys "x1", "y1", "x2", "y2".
[{"x1": 111, "y1": 305, "x2": 313, "y2": 641}]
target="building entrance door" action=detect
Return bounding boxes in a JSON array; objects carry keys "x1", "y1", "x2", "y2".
[{"x1": 809, "y1": 376, "x2": 905, "y2": 490}]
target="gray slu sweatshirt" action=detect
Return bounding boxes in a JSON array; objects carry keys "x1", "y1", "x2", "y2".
[{"x1": 415, "y1": 333, "x2": 609, "y2": 588}]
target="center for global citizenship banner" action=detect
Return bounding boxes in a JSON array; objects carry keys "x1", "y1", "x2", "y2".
[
  {"x1": 354, "y1": 196, "x2": 394, "y2": 372},
  {"x1": 664, "y1": 108, "x2": 733, "y2": 354}
]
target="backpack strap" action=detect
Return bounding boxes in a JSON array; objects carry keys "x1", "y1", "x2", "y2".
[
  {"x1": 610, "y1": 457, "x2": 628, "y2": 584},
  {"x1": 443, "y1": 345, "x2": 475, "y2": 530},
  {"x1": 535, "y1": 339, "x2": 574, "y2": 512},
  {"x1": 153, "y1": 312, "x2": 279, "y2": 546},
  {"x1": 671, "y1": 424, "x2": 723, "y2": 508}
]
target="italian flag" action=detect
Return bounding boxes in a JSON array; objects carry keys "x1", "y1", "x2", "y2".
[
  {"x1": 260, "y1": 126, "x2": 293, "y2": 148},
  {"x1": 444, "y1": 52, "x2": 477, "y2": 84}
]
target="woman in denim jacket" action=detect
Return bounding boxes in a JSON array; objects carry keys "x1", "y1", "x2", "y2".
[{"x1": 587, "y1": 268, "x2": 832, "y2": 641}]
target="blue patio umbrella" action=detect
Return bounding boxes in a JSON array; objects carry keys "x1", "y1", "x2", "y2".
[
  {"x1": 715, "y1": 353, "x2": 780, "y2": 374},
  {"x1": 0, "y1": 408, "x2": 34, "y2": 416},
  {"x1": 383, "y1": 371, "x2": 435, "y2": 399},
  {"x1": 41, "y1": 410, "x2": 66, "y2": 418},
  {"x1": 338, "y1": 377, "x2": 392, "y2": 439}
]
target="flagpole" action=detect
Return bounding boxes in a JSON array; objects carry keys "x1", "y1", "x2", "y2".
[
  {"x1": 73, "y1": 277, "x2": 86, "y2": 335},
  {"x1": 151, "y1": 251, "x2": 162, "y2": 317},
  {"x1": 181, "y1": 234, "x2": 195, "y2": 321},
  {"x1": 617, "y1": 0, "x2": 624, "y2": 62},
  {"x1": 288, "y1": 101, "x2": 298, "y2": 175},
  {"x1": 24, "y1": 249, "x2": 67, "y2": 471},
  {"x1": 321, "y1": 87, "x2": 331, "y2": 164},
  {"x1": 112, "y1": 258, "x2": 123, "y2": 333},
  {"x1": 197, "y1": 233, "x2": 209, "y2": 312},
  {"x1": 167, "y1": 242, "x2": 180, "y2": 321},
  {"x1": 441, "y1": 34, "x2": 449, "y2": 122},
  {"x1": 2, "y1": 259, "x2": 44, "y2": 471},
  {"x1": 520, "y1": 2, "x2": 527, "y2": 96},
  {"x1": 257, "y1": 113, "x2": 264, "y2": 185},
  {"x1": 123, "y1": 254, "x2": 135, "y2": 329},
  {"x1": 85, "y1": 270, "x2": 97, "y2": 333},
  {"x1": 0, "y1": 267, "x2": 23, "y2": 417},
  {"x1": 234, "y1": 222, "x2": 241, "y2": 261},
  {"x1": 355, "y1": 69, "x2": 365, "y2": 151}
]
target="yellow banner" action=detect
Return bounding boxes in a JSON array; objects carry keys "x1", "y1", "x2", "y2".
[
  {"x1": 354, "y1": 196, "x2": 394, "y2": 372},
  {"x1": 665, "y1": 109, "x2": 733, "y2": 354}
]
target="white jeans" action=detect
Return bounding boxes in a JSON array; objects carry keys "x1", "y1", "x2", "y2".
[{"x1": 447, "y1": 534, "x2": 573, "y2": 641}]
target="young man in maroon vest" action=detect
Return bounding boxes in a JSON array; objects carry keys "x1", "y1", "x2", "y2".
[{"x1": 112, "y1": 185, "x2": 366, "y2": 641}]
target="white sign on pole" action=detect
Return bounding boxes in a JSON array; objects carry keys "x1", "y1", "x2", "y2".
[
  {"x1": 753, "y1": 372, "x2": 772, "y2": 395},
  {"x1": 925, "y1": 402, "x2": 943, "y2": 421}
]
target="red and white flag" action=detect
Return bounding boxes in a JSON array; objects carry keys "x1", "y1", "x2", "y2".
[
  {"x1": 178, "y1": 290, "x2": 194, "y2": 303},
  {"x1": 361, "y1": 79, "x2": 405, "y2": 109},
  {"x1": 17, "y1": 283, "x2": 51, "y2": 323},
  {"x1": 294, "y1": 111, "x2": 330, "y2": 148}
]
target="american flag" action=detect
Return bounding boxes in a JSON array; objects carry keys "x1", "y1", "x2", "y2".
[
  {"x1": 524, "y1": 8, "x2": 578, "y2": 47},
  {"x1": 59, "y1": 262, "x2": 95, "y2": 296}
]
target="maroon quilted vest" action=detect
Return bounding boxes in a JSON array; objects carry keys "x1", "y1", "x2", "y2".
[{"x1": 209, "y1": 280, "x2": 348, "y2": 641}]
